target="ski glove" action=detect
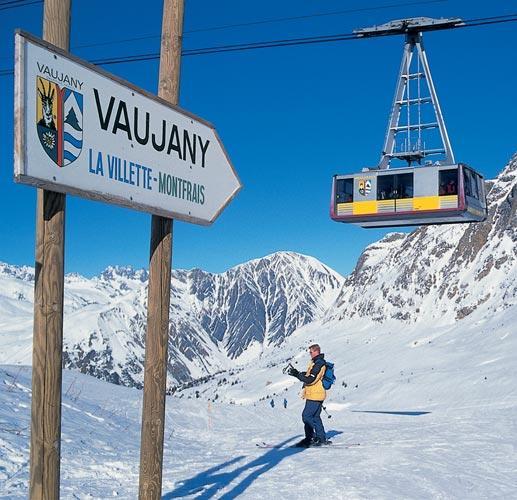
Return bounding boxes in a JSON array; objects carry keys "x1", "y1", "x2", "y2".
[{"x1": 288, "y1": 366, "x2": 300, "y2": 378}]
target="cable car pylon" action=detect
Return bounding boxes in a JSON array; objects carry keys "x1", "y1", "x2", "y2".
[
  {"x1": 358, "y1": 18, "x2": 460, "y2": 169},
  {"x1": 331, "y1": 17, "x2": 488, "y2": 228}
]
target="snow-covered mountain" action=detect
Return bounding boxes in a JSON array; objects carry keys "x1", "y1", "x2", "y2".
[
  {"x1": 1, "y1": 156, "x2": 516, "y2": 498},
  {"x1": 0, "y1": 252, "x2": 344, "y2": 387},
  {"x1": 1, "y1": 154, "x2": 516, "y2": 392},
  {"x1": 328, "y1": 153, "x2": 517, "y2": 325}
]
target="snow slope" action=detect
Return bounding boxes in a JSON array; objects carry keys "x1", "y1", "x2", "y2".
[{"x1": 1, "y1": 295, "x2": 516, "y2": 499}]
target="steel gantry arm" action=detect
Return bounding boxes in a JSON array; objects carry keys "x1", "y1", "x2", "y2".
[
  {"x1": 415, "y1": 35, "x2": 455, "y2": 166},
  {"x1": 355, "y1": 17, "x2": 462, "y2": 169}
]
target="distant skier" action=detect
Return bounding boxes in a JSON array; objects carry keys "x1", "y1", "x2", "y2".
[
  {"x1": 270, "y1": 398, "x2": 275, "y2": 408},
  {"x1": 287, "y1": 344, "x2": 329, "y2": 447},
  {"x1": 283, "y1": 398, "x2": 288, "y2": 409}
]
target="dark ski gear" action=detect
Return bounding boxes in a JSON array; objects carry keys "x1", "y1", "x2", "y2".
[
  {"x1": 302, "y1": 400, "x2": 326, "y2": 442},
  {"x1": 293, "y1": 437, "x2": 312, "y2": 448}
]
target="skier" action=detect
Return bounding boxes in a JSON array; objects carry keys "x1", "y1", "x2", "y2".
[
  {"x1": 287, "y1": 344, "x2": 330, "y2": 447},
  {"x1": 283, "y1": 398, "x2": 288, "y2": 409},
  {"x1": 270, "y1": 398, "x2": 275, "y2": 408}
]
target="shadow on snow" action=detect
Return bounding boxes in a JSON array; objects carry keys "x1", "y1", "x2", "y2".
[
  {"x1": 351, "y1": 410, "x2": 431, "y2": 416},
  {"x1": 163, "y1": 432, "x2": 342, "y2": 499}
]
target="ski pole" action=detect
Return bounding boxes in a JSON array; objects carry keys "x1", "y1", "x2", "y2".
[
  {"x1": 322, "y1": 405, "x2": 332, "y2": 419},
  {"x1": 282, "y1": 362, "x2": 297, "y2": 375}
]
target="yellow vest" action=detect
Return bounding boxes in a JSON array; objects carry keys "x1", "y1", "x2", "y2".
[{"x1": 301, "y1": 360, "x2": 326, "y2": 401}]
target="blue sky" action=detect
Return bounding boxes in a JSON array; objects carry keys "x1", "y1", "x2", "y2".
[{"x1": 1, "y1": 0, "x2": 516, "y2": 277}]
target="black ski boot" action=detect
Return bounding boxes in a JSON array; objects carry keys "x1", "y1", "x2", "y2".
[
  {"x1": 312, "y1": 437, "x2": 332, "y2": 446},
  {"x1": 293, "y1": 437, "x2": 312, "y2": 448}
]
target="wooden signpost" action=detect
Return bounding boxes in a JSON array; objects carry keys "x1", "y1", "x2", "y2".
[
  {"x1": 28, "y1": 1, "x2": 69, "y2": 498},
  {"x1": 139, "y1": 2, "x2": 182, "y2": 497},
  {"x1": 15, "y1": 0, "x2": 241, "y2": 497}
]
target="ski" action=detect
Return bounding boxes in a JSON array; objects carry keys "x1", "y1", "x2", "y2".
[
  {"x1": 306, "y1": 443, "x2": 361, "y2": 449},
  {"x1": 255, "y1": 443, "x2": 283, "y2": 449},
  {"x1": 256, "y1": 442, "x2": 360, "y2": 449}
]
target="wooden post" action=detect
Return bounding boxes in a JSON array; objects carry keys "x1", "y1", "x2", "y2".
[
  {"x1": 138, "y1": 1, "x2": 184, "y2": 498},
  {"x1": 29, "y1": 1, "x2": 70, "y2": 498}
]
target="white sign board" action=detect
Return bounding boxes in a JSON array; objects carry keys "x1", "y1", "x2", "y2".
[{"x1": 14, "y1": 32, "x2": 241, "y2": 225}]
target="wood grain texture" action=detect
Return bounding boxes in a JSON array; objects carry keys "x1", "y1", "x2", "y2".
[
  {"x1": 139, "y1": 1, "x2": 183, "y2": 498},
  {"x1": 30, "y1": 189, "x2": 66, "y2": 499},
  {"x1": 139, "y1": 216, "x2": 173, "y2": 498},
  {"x1": 30, "y1": 2, "x2": 70, "y2": 498},
  {"x1": 42, "y1": 0, "x2": 71, "y2": 51}
]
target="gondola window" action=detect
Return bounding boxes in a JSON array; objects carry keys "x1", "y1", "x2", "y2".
[
  {"x1": 377, "y1": 173, "x2": 413, "y2": 200},
  {"x1": 377, "y1": 175, "x2": 395, "y2": 200},
  {"x1": 397, "y1": 173, "x2": 413, "y2": 198},
  {"x1": 336, "y1": 178, "x2": 353, "y2": 203},
  {"x1": 439, "y1": 169, "x2": 458, "y2": 196},
  {"x1": 464, "y1": 168, "x2": 479, "y2": 200}
]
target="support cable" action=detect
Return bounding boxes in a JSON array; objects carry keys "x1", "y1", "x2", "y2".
[{"x1": 1, "y1": 14, "x2": 516, "y2": 76}]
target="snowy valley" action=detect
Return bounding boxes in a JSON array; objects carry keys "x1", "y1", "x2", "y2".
[{"x1": 0, "y1": 154, "x2": 516, "y2": 498}]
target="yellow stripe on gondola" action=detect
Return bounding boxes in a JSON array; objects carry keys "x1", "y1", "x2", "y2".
[
  {"x1": 377, "y1": 200, "x2": 395, "y2": 207},
  {"x1": 341, "y1": 195, "x2": 461, "y2": 218},
  {"x1": 377, "y1": 200, "x2": 395, "y2": 212},
  {"x1": 336, "y1": 202, "x2": 353, "y2": 215},
  {"x1": 353, "y1": 200, "x2": 378, "y2": 215},
  {"x1": 396, "y1": 200, "x2": 413, "y2": 208},
  {"x1": 413, "y1": 196, "x2": 440, "y2": 211},
  {"x1": 439, "y1": 195, "x2": 458, "y2": 208}
]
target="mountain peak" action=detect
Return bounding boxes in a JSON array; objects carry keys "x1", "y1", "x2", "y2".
[
  {"x1": 0, "y1": 262, "x2": 35, "y2": 282},
  {"x1": 99, "y1": 265, "x2": 149, "y2": 283}
]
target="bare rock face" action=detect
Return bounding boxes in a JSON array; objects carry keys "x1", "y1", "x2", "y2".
[
  {"x1": 0, "y1": 252, "x2": 344, "y2": 388},
  {"x1": 329, "y1": 154, "x2": 517, "y2": 324},
  {"x1": 187, "y1": 252, "x2": 344, "y2": 359}
]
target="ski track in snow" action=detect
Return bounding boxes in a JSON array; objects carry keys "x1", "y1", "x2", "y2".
[{"x1": 1, "y1": 363, "x2": 516, "y2": 499}]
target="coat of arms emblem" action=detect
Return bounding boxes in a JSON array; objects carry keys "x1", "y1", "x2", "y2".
[
  {"x1": 36, "y1": 76, "x2": 83, "y2": 167},
  {"x1": 358, "y1": 179, "x2": 372, "y2": 196}
]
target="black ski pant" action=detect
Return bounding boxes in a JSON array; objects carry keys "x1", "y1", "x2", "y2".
[{"x1": 302, "y1": 399, "x2": 326, "y2": 441}]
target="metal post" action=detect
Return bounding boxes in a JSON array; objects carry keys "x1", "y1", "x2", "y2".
[
  {"x1": 379, "y1": 38, "x2": 414, "y2": 169},
  {"x1": 30, "y1": 1, "x2": 70, "y2": 498},
  {"x1": 415, "y1": 39, "x2": 455, "y2": 164},
  {"x1": 138, "y1": 1, "x2": 184, "y2": 498}
]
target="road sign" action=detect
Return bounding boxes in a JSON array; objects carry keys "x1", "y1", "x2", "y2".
[{"x1": 14, "y1": 31, "x2": 241, "y2": 225}]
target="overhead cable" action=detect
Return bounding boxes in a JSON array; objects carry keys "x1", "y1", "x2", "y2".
[
  {"x1": 0, "y1": 0, "x2": 42, "y2": 11},
  {"x1": 0, "y1": 14, "x2": 516, "y2": 75}
]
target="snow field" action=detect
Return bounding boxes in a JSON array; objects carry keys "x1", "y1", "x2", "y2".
[{"x1": 1, "y1": 301, "x2": 515, "y2": 498}]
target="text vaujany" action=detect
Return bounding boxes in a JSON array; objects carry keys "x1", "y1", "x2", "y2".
[{"x1": 93, "y1": 89, "x2": 210, "y2": 169}]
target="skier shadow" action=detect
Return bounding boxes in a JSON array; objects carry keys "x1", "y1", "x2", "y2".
[
  {"x1": 352, "y1": 410, "x2": 431, "y2": 416},
  {"x1": 163, "y1": 432, "x2": 342, "y2": 499}
]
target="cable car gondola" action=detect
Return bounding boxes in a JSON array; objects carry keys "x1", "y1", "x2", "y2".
[
  {"x1": 330, "y1": 17, "x2": 488, "y2": 228},
  {"x1": 331, "y1": 163, "x2": 487, "y2": 228}
]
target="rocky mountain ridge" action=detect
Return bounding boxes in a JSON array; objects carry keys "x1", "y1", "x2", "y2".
[
  {"x1": 328, "y1": 153, "x2": 517, "y2": 324},
  {"x1": 0, "y1": 252, "x2": 344, "y2": 387},
  {"x1": 1, "y1": 153, "x2": 515, "y2": 388}
]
